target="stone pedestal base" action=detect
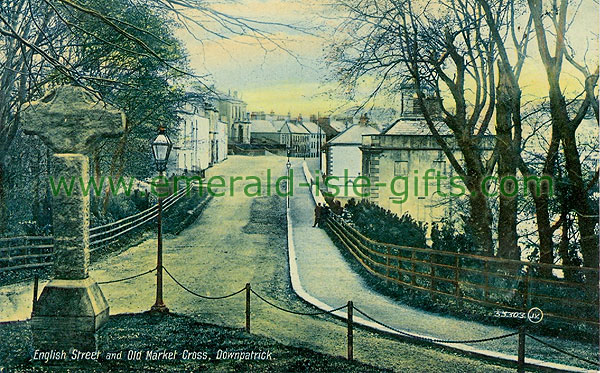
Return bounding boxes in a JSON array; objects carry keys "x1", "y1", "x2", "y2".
[{"x1": 31, "y1": 277, "x2": 109, "y2": 352}]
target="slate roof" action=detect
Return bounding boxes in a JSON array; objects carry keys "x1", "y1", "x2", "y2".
[
  {"x1": 251, "y1": 120, "x2": 279, "y2": 133},
  {"x1": 328, "y1": 124, "x2": 380, "y2": 145},
  {"x1": 273, "y1": 120, "x2": 286, "y2": 131},
  {"x1": 286, "y1": 122, "x2": 310, "y2": 134},
  {"x1": 382, "y1": 119, "x2": 452, "y2": 136},
  {"x1": 329, "y1": 120, "x2": 348, "y2": 132},
  {"x1": 299, "y1": 121, "x2": 321, "y2": 133}
]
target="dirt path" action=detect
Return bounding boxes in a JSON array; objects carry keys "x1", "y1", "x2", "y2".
[{"x1": 0, "y1": 155, "x2": 516, "y2": 372}]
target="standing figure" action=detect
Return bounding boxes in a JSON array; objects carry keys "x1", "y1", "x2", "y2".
[{"x1": 313, "y1": 203, "x2": 322, "y2": 227}]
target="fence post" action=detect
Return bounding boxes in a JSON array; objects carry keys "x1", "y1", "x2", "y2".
[
  {"x1": 245, "y1": 283, "x2": 251, "y2": 333},
  {"x1": 386, "y1": 246, "x2": 390, "y2": 283},
  {"x1": 347, "y1": 301, "x2": 353, "y2": 361},
  {"x1": 523, "y1": 265, "x2": 530, "y2": 309},
  {"x1": 484, "y1": 261, "x2": 490, "y2": 301},
  {"x1": 32, "y1": 275, "x2": 39, "y2": 314},
  {"x1": 454, "y1": 256, "x2": 462, "y2": 308},
  {"x1": 518, "y1": 325, "x2": 526, "y2": 373},
  {"x1": 411, "y1": 250, "x2": 416, "y2": 286}
]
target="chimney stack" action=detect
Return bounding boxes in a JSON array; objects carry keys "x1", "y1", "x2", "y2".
[{"x1": 359, "y1": 113, "x2": 369, "y2": 125}]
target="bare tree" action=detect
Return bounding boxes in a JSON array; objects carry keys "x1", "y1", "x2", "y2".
[
  {"x1": 474, "y1": 0, "x2": 533, "y2": 260},
  {"x1": 524, "y1": 0, "x2": 599, "y2": 270},
  {"x1": 330, "y1": 0, "x2": 517, "y2": 256}
]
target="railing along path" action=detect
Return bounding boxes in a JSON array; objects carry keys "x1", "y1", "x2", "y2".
[
  {"x1": 324, "y1": 213, "x2": 599, "y2": 327},
  {"x1": 0, "y1": 185, "x2": 193, "y2": 273}
]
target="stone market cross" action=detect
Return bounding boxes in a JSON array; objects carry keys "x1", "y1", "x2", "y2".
[{"x1": 21, "y1": 85, "x2": 125, "y2": 351}]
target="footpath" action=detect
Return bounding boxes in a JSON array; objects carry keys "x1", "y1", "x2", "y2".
[{"x1": 286, "y1": 160, "x2": 598, "y2": 373}]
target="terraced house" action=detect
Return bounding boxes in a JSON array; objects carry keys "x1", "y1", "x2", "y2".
[{"x1": 170, "y1": 92, "x2": 228, "y2": 176}]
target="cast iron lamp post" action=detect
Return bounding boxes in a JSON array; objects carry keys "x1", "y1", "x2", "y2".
[{"x1": 150, "y1": 127, "x2": 172, "y2": 313}]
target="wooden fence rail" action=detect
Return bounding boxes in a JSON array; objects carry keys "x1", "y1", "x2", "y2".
[
  {"x1": 0, "y1": 186, "x2": 191, "y2": 273},
  {"x1": 325, "y1": 214, "x2": 599, "y2": 327}
]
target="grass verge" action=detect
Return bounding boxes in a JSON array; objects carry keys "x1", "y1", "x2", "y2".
[{"x1": 0, "y1": 312, "x2": 390, "y2": 372}]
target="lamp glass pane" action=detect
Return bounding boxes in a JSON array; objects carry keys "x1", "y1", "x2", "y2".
[
  {"x1": 153, "y1": 144, "x2": 168, "y2": 161},
  {"x1": 152, "y1": 134, "x2": 172, "y2": 162}
]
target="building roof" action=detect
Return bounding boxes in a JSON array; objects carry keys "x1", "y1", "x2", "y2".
[
  {"x1": 319, "y1": 122, "x2": 340, "y2": 137},
  {"x1": 329, "y1": 120, "x2": 348, "y2": 132},
  {"x1": 251, "y1": 120, "x2": 279, "y2": 133},
  {"x1": 196, "y1": 87, "x2": 246, "y2": 105},
  {"x1": 328, "y1": 124, "x2": 380, "y2": 145},
  {"x1": 272, "y1": 120, "x2": 286, "y2": 131},
  {"x1": 299, "y1": 121, "x2": 321, "y2": 133},
  {"x1": 382, "y1": 119, "x2": 452, "y2": 136},
  {"x1": 280, "y1": 121, "x2": 309, "y2": 134}
]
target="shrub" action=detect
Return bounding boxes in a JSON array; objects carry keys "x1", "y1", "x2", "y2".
[{"x1": 343, "y1": 199, "x2": 427, "y2": 248}]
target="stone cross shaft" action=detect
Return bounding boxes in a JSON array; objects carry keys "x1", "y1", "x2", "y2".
[{"x1": 22, "y1": 86, "x2": 125, "y2": 280}]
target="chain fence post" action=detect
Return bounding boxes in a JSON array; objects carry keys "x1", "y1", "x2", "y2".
[
  {"x1": 518, "y1": 325, "x2": 526, "y2": 373},
  {"x1": 347, "y1": 300, "x2": 353, "y2": 361},
  {"x1": 245, "y1": 283, "x2": 251, "y2": 333}
]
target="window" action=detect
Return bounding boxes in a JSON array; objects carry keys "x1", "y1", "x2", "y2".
[
  {"x1": 433, "y1": 152, "x2": 447, "y2": 175},
  {"x1": 394, "y1": 161, "x2": 408, "y2": 177},
  {"x1": 433, "y1": 160, "x2": 446, "y2": 175}
]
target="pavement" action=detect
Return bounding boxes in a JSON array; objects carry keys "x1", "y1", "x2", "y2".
[{"x1": 287, "y1": 160, "x2": 598, "y2": 372}]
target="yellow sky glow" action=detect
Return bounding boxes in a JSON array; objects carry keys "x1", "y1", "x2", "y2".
[{"x1": 178, "y1": 0, "x2": 599, "y2": 119}]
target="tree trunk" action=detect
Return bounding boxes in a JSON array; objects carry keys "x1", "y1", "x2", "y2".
[
  {"x1": 527, "y1": 0, "x2": 598, "y2": 275},
  {"x1": 561, "y1": 128, "x2": 598, "y2": 269},
  {"x1": 521, "y1": 161, "x2": 555, "y2": 278},
  {"x1": 558, "y1": 213, "x2": 579, "y2": 282},
  {"x1": 0, "y1": 163, "x2": 5, "y2": 234},
  {"x1": 455, "y1": 133, "x2": 495, "y2": 256},
  {"x1": 454, "y1": 131, "x2": 495, "y2": 256},
  {"x1": 547, "y1": 82, "x2": 598, "y2": 269},
  {"x1": 467, "y1": 189, "x2": 494, "y2": 256},
  {"x1": 495, "y1": 67, "x2": 519, "y2": 260},
  {"x1": 533, "y1": 194, "x2": 554, "y2": 275}
]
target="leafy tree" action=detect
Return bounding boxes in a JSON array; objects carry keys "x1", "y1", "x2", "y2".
[{"x1": 0, "y1": 0, "x2": 303, "y2": 232}]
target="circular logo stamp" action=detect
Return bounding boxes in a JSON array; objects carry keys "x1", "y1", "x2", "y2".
[{"x1": 527, "y1": 307, "x2": 544, "y2": 323}]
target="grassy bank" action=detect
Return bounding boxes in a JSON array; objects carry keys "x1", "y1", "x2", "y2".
[{"x1": 0, "y1": 312, "x2": 389, "y2": 372}]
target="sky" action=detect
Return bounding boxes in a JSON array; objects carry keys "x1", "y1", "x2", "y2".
[
  {"x1": 175, "y1": 0, "x2": 599, "y2": 119},
  {"x1": 175, "y1": 0, "x2": 335, "y2": 117}
]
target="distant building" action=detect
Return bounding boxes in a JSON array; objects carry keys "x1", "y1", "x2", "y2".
[
  {"x1": 360, "y1": 86, "x2": 492, "y2": 228},
  {"x1": 279, "y1": 121, "x2": 310, "y2": 157},
  {"x1": 210, "y1": 90, "x2": 250, "y2": 145},
  {"x1": 169, "y1": 90, "x2": 229, "y2": 176},
  {"x1": 322, "y1": 114, "x2": 380, "y2": 197},
  {"x1": 360, "y1": 120, "x2": 455, "y2": 225},
  {"x1": 250, "y1": 120, "x2": 282, "y2": 145},
  {"x1": 318, "y1": 116, "x2": 351, "y2": 140},
  {"x1": 298, "y1": 120, "x2": 326, "y2": 158},
  {"x1": 214, "y1": 119, "x2": 228, "y2": 162},
  {"x1": 250, "y1": 111, "x2": 267, "y2": 120},
  {"x1": 172, "y1": 93, "x2": 211, "y2": 175},
  {"x1": 204, "y1": 101, "x2": 227, "y2": 165}
]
